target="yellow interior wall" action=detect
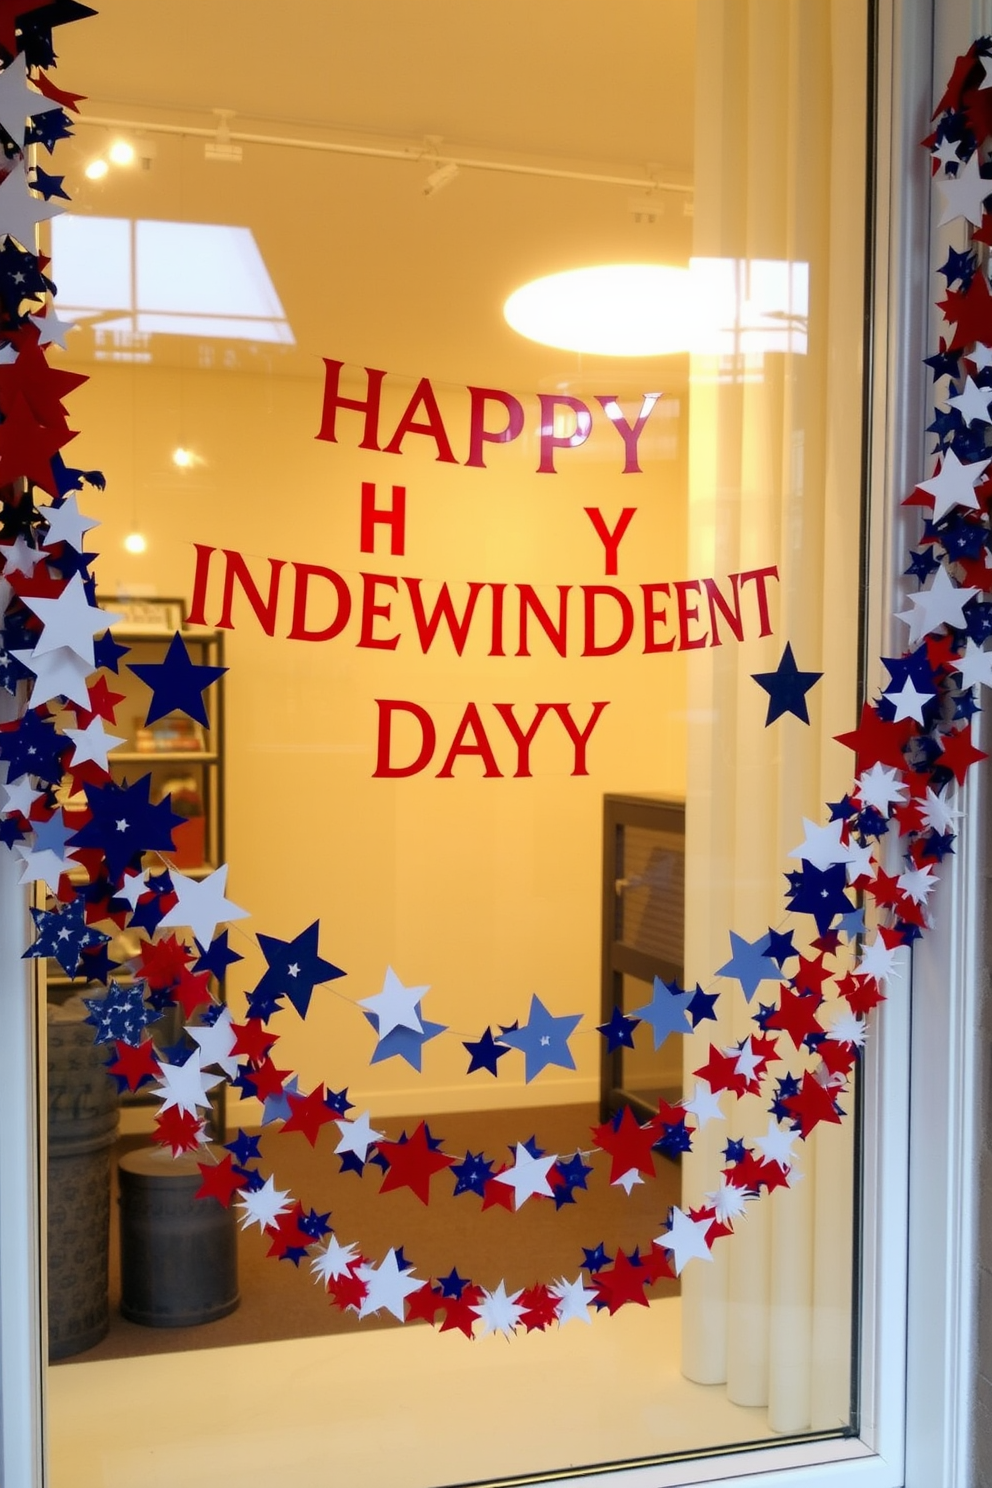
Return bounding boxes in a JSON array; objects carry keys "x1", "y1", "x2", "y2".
[{"x1": 72, "y1": 358, "x2": 689, "y2": 1114}]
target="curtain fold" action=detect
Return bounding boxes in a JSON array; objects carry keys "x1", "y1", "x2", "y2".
[{"x1": 680, "y1": 0, "x2": 864, "y2": 1435}]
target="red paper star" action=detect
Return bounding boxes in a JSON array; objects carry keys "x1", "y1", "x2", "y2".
[
  {"x1": 792, "y1": 954, "x2": 831, "y2": 996},
  {"x1": 518, "y1": 1283, "x2": 558, "y2": 1332},
  {"x1": 405, "y1": 1282, "x2": 443, "y2": 1324},
  {"x1": 438, "y1": 1284, "x2": 483, "y2": 1337},
  {"x1": 70, "y1": 674, "x2": 125, "y2": 726},
  {"x1": 376, "y1": 1121, "x2": 457, "y2": 1205},
  {"x1": 938, "y1": 270, "x2": 992, "y2": 346},
  {"x1": 154, "y1": 1105, "x2": 203, "y2": 1155},
  {"x1": 230, "y1": 1018, "x2": 278, "y2": 1065},
  {"x1": 591, "y1": 1105, "x2": 659, "y2": 1183},
  {"x1": 781, "y1": 1071, "x2": 845, "y2": 1139},
  {"x1": 265, "y1": 1203, "x2": 312, "y2": 1261},
  {"x1": 0, "y1": 392, "x2": 76, "y2": 497},
  {"x1": 835, "y1": 703, "x2": 915, "y2": 772},
  {"x1": 137, "y1": 933, "x2": 191, "y2": 992},
  {"x1": 244, "y1": 1056, "x2": 292, "y2": 1102},
  {"x1": 282, "y1": 1084, "x2": 338, "y2": 1147},
  {"x1": 0, "y1": 335, "x2": 86, "y2": 433},
  {"x1": 481, "y1": 1167, "x2": 515, "y2": 1211},
  {"x1": 591, "y1": 1251, "x2": 650, "y2": 1315},
  {"x1": 692, "y1": 1044, "x2": 747, "y2": 1096},
  {"x1": 107, "y1": 1036, "x2": 159, "y2": 1091},
  {"x1": 170, "y1": 966, "x2": 213, "y2": 1019},
  {"x1": 31, "y1": 69, "x2": 86, "y2": 112},
  {"x1": 195, "y1": 1152, "x2": 247, "y2": 1207},
  {"x1": 838, "y1": 972, "x2": 887, "y2": 1018},
  {"x1": 327, "y1": 1268, "x2": 367, "y2": 1312},
  {"x1": 938, "y1": 723, "x2": 988, "y2": 784}
]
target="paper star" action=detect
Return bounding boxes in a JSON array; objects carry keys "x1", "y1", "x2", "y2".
[
  {"x1": 781, "y1": 1071, "x2": 844, "y2": 1138},
  {"x1": 0, "y1": 770, "x2": 41, "y2": 815},
  {"x1": 596, "y1": 1004, "x2": 640, "y2": 1052},
  {"x1": 656, "y1": 1207, "x2": 714, "y2": 1275},
  {"x1": 82, "y1": 978, "x2": 156, "y2": 1046},
  {"x1": 186, "y1": 1006, "x2": 238, "y2": 1079},
  {"x1": 472, "y1": 1280, "x2": 524, "y2": 1338},
  {"x1": 63, "y1": 714, "x2": 125, "y2": 770},
  {"x1": 915, "y1": 449, "x2": 990, "y2": 523},
  {"x1": 1, "y1": 533, "x2": 44, "y2": 577},
  {"x1": 463, "y1": 1025, "x2": 511, "y2": 1074},
  {"x1": 788, "y1": 817, "x2": 856, "y2": 871},
  {"x1": 153, "y1": 1049, "x2": 223, "y2": 1118},
  {"x1": 856, "y1": 935, "x2": 902, "y2": 984},
  {"x1": 0, "y1": 156, "x2": 63, "y2": 251},
  {"x1": 682, "y1": 1081, "x2": 725, "y2": 1130},
  {"x1": 498, "y1": 994, "x2": 582, "y2": 1081},
  {"x1": 41, "y1": 493, "x2": 99, "y2": 553},
  {"x1": 311, "y1": 1236, "x2": 361, "y2": 1287},
  {"x1": 0, "y1": 55, "x2": 61, "y2": 149},
  {"x1": 358, "y1": 965, "x2": 426, "y2": 1037},
  {"x1": 493, "y1": 1142, "x2": 559, "y2": 1208},
  {"x1": 751, "y1": 643, "x2": 822, "y2": 724},
  {"x1": 253, "y1": 920, "x2": 344, "y2": 1019},
  {"x1": 357, "y1": 1249, "x2": 422, "y2": 1321},
  {"x1": 377, "y1": 1121, "x2": 456, "y2": 1205},
  {"x1": 11, "y1": 642, "x2": 92, "y2": 708},
  {"x1": 128, "y1": 631, "x2": 227, "y2": 727},
  {"x1": 334, "y1": 1110, "x2": 383, "y2": 1164},
  {"x1": 29, "y1": 307, "x2": 72, "y2": 348},
  {"x1": 716, "y1": 931, "x2": 784, "y2": 1002},
  {"x1": 157, "y1": 864, "x2": 249, "y2": 948},
  {"x1": 630, "y1": 976, "x2": 692, "y2": 1048},
  {"x1": 550, "y1": 1275, "x2": 597, "y2": 1325},
  {"x1": 365, "y1": 1004, "x2": 447, "y2": 1070},
  {"x1": 236, "y1": 1175, "x2": 291, "y2": 1233},
  {"x1": 752, "y1": 1118, "x2": 799, "y2": 1171},
  {"x1": 68, "y1": 773, "x2": 183, "y2": 882},
  {"x1": 885, "y1": 675, "x2": 938, "y2": 723},
  {"x1": 954, "y1": 636, "x2": 992, "y2": 688},
  {"x1": 14, "y1": 809, "x2": 77, "y2": 891},
  {"x1": 24, "y1": 896, "x2": 106, "y2": 978},
  {"x1": 687, "y1": 984, "x2": 719, "y2": 1025},
  {"x1": 920, "y1": 787, "x2": 962, "y2": 834},
  {"x1": 193, "y1": 929, "x2": 243, "y2": 980},
  {"x1": 857, "y1": 762, "x2": 909, "y2": 814},
  {"x1": 937, "y1": 147, "x2": 992, "y2": 226},
  {"x1": 898, "y1": 563, "x2": 981, "y2": 644},
  {"x1": 947, "y1": 375, "x2": 992, "y2": 424}
]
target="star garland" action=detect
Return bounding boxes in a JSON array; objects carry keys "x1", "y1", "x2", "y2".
[{"x1": 0, "y1": 18, "x2": 988, "y2": 1337}]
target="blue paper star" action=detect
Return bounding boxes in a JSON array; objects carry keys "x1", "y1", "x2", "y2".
[
  {"x1": 365, "y1": 1003, "x2": 447, "y2": 1071},
  {"x1": 687, "y1": 984, "x2": 719, "y2": 1026},
  {"x1": 553, "y1": 1151, "x2": 593, "y2": 1208},
  {"x1": 30, "y1": 166, "x2": 71, "y2": 202},
  {"x1": 785, "y1": 861, "x2": 854, "y2": 934},
  {"x1": 193, "y1": 930, "x2": 244, "y2": 981},
  {"x1": 596, "y1": 1005, "x2": 640, "y2": 1052},
  {"x1": 904, "y1": 547, "x2": 942, "y2": 583},
  {"x1": 261, "y1": 1074, "x2": 299, "y2": 1125},
  {"x1": 253, "y1": 921, "x2": 345, "y2": 1019},
  {"x1": 716, "y1": 931, "x2": 785, "y2": 1003},
  {"x1": 438, "y1": 1267, "x2": 471, "y2": 1298},
  {"x1": 82, "y1": 977, "x2": 156, "y2": 1046},
  {"x1": 325, "y1": 1086, "x2": 353, "y2": 1117},
  {"x1": 128, "y1": 631, "x2": 227, "y2": 728},
  {"x1": 92, "y1": 628, "x2": 129, "y2": 673},
  {"x1": 630, "y1": 977, "x2": 693, "y2": 1049},
  {"x1": 68, "y1": 774, "x2": 184, "y2": 883},
  {"x1": 451, "y1": 1151, "x2": 494, "y2": 1197},
  {"x1": 463, "y1": 1026, "x2": 511, "y2": 1075},
  {"x1": 836, "y1": 906, "x2": 867, "y2": 940},
  {"x1": 25, "y1": 898, "x2": 109, "y2": 979},
  {"x1": 763, "y1": 927, "x2": 797, "y2": 966},
  {"x1": 299, "y1": 1207, "x2": 332, "y2": 1240},
  {"x1": 498, "y1": 995, "x2": 582, "y2": 1082},
  {"x1": 225, "y1": 1130, "x2": 262, "y2": 1166},
  {"x1": 581, "y1": 1243, "x2": 612, "y2": 1274},
  {"x1": 751, "y1": 643, "x2": 823, "y2": 725},
  {"x1": 0, "y1": 707, "x2": 66, "y2": 784}
]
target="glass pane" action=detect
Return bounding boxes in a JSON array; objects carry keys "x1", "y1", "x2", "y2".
[{"x1": 34, "y1": 3, "x2": 869, "y2": 1483}]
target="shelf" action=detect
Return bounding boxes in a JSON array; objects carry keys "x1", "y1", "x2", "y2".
[{"x1": 110, "y1": 752, "x2": 220, "y2": 765}]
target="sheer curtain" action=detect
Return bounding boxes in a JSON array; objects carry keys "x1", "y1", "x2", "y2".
[{"x1": 680, "y1": 0, "x2": 866, "y2": 1434}]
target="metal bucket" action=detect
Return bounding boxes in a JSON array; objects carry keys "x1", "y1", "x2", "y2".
[
  {"x1": 47, "y1": 999, "x2": 119, "y2": 1361},
  {"x1": 118, "y1": 1145, "x2": 239, "y2": 1327}
]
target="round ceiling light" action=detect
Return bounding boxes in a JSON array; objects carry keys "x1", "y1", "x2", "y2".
[{"x1": 503, "y1": 264, "x2": 693, "y2": 357}]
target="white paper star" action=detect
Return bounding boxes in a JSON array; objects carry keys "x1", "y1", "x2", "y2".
[
  {"x1": 42, "y1": 494, "x2": 100, "y2": 554},
  {"x1": 753, "y1": 1118, "x2": 799, "y2": 1171},
  {"x1": 14, "y1": 838, "x2": 75, "y2": 893},
  {"x1": 30, "y1": 307, "x2": 73, "y2": 348},
  {"x1": 550, "y1": 1275, "x2": 597, "y2": 1325},
  {"x1": 186, "y1": 1006, "x2": 238, "y2": 1078},
  {"x1": 682, "y1": 1080, "x2": 725, "y2": 1130},
  {"x1": 0, "y1": 55, "x2": 61, "y2": 149},
  {"x1": 705, "y1": 1182, "x2": 750, "y2": 1224},
  {"x1": 897, "y1": 862, "x2": 937, "y2": 906},
  {"x1": 0, "y1": 157, "x2": 64, "y2": 251},
  {"x1": 11, "y1": 643, "x2": 92, "y2": 708},
  {"x1": 937, "y1": 148, "x2": 992, "y2": 227},
  {"x1": 656, "y1": 1207, "x2": 714, "y2": 1276},
  {"x1": 733, "y1": 1038, "x2": 764, "y2": 1081},
  {"x1": 857, "y1": 762, "x2": 909, "y2": 814},
  {"x1": 152, "y1": 1049, "x2": 223, "y2": 1118},
  {"x1": 357, "y1": 1248, "x2": 422, "y2": 1321},
  {"x1": 612, "y1": 1168, "x2": 645, "y2": 1195},
  {"x1": 898, "y1": 565, "x2": 980, "y2": 645},
  {"x1": 788, "y1": 816, "x2": 856, "y2": 871},
  {"x1": 0, "y1": 772, "x2": 41, "y2": 816},
  {"x1": 972, "y1": 342, "x2": 992, "y2": 372},
  {"x1": 157, "y1": 864, "x2": 249, "y2": 948},
  {"x1": 886, "y1": 675, "x2": 937, "y2": 723},
  {"x1": 492, "y1": 1143, "x2": 559, "y2": 1209},
  {"x1": 311, "y1": 1236, "x2": 361, "y2": 1287},
  {"x1": 845, "y1": 838, "x2": 876, "y2": 883},
  {"x1": 1, "y1": 535, "x2": 44, "y2": 577},
  {"x1": 358, "y1": 965, "x2": 427, "y2": 1037},
  {"x1": 24, "y1": 573, "x2": 118, "y2": 668},
  {"x1": 333, "y1": 1110, "x2": 383, "y2": 1162},
  {"x1": 63, "y1": 715, "x2": 126, "y2": 771},
  {"x1": 472, "y1": 1280, "x2": 524, "y2": 1338},
  {"x1": 954, "y1": 637, "x2": 992, "y2": 689},
  {"x1": 920, "y1": 786, "x2": 962, "y2": 835},
  {"x1": 916, "y1": 448, "x2": 990, "y2": 523},
  {"x1": 933, "y1": 136, "x2": 963, "y2": 167},
  {"x1": 856, "y1": 936, "x2": 902, "y2": 984},
  {"x1": 236, "y1": 1175, "x2": 291, "y2": 1233},
  {"x1": 826, "y1": 1008, "x2": 867, "y2": 1047},
  {"x1": 947, "y1": 375, "x2": 992, "y2": 425}
]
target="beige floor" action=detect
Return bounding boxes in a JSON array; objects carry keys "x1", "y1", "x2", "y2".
[{"x1": 46, "y1": 1298, "x2": 869, "y2": 1488}]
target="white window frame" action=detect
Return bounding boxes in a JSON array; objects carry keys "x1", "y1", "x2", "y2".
[{"x1": 0, "y1": 1, "x2": 982, "y2": 1483}]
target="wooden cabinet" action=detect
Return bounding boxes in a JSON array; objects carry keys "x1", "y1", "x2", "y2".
[{"x1": 600, "y1": 793, "x2": 686, "y2": 1121}]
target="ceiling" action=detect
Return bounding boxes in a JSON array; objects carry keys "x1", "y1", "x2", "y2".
[{"x1": 49, "y1": 2, "x2": 698, "y2": 391}]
